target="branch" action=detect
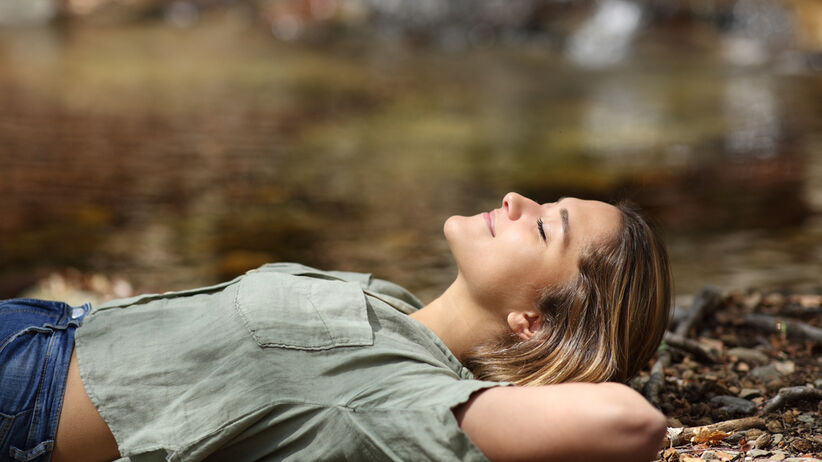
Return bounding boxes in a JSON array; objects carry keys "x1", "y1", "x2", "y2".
[
  {"x1": 762, "y1": 385, "x2": 822, "y2": 413},
  {"x1": 744, "y1": 313, "x2": 822, "y2": 343},
  {"x1": 674, "y1": 286, "x2": 722, "y2": 338},
  {"x1": 666, "y1": 417, "x2": 765, "y2": 447},
  {"x1": 644, "y1": 349, "x2": 671, "y2": 408},
  {"x1": 663, "y1": 331, "x2": 718, "y2": 363}
]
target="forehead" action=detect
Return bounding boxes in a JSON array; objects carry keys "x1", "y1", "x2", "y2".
[{"x1": 544, "y1": 197, "x2": 622, "y2": 247}]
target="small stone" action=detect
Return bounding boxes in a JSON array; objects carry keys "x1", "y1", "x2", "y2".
[
  {"x1": 773, "y1": 360, "x2": 795, "y2": 375},
  {"x1": 766, "y1": 420, "x2": 783, "y2": 432},
  {"x1": 667, "y1": 417, "x2": 684, "y2": 427},
  {"x1": 728, "y1": 385, "x2": 740, "y2": 395},
  {"x1": 781, "y1": 411, "x2": 796, "y2": 425},
  {"x1": 682, "y1": 369, "x2": 695, "y2": 380},
  {"x1": 771, "y1": 450, "x2": 786, "y2": 461},
  {"x1": 701, "y1": 450, "x2": 719, "y2": 460},
  {"x1": 766, "y1": 378, "x2": 786, "y2": 392},
  {"x1": 749, "y1": 448, "x2": 771, "y2": 458},
  {"x1": 750, "y1": 364, "x2": 782, "y2": 383},
  {"x1": 754, "y1": 433, "x2": 772, "y2": 449},
  {"x1": 788, "y1": 437, "x2": 812, "y2": 452},
  {"x1": 735, "y1": 362, "x2": 750, "y2": 372},
  {"x1": 726, "y1": 347, "x2": 769, "y2": 365},
  {"x1": 745, "y1": 429, "x2": 763, "y2": 439},
  {"x1": 814, "y1": 378, "x2": 822, "y2": 388},
  {"x1": 772, "y1": 433, "x2": 783, "y2": 444},
  {"x1": 710, "y1": 395, "x2": 756, "y2": 416},
  {"x1": 797, "y1": 412, "x2": 815, "y2": 424},
  {"x1": 738, "y1": 388, "x2": 761, "y2": 399}
]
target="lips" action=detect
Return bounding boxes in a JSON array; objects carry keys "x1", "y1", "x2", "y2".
[{"x1": 483, "y1": 211, "x2": 495, "y2": 237}]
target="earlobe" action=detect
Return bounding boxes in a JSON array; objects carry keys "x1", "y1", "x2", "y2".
[{"x1": 506, "y1": 311, "x2": 542, "y2": 340}]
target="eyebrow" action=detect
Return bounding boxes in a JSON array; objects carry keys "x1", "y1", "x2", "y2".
[{"x1": 560, "y1": 208, "x2": 570, "y2": 247}]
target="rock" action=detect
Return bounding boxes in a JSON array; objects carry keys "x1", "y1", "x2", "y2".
[
  {"x1": 726, "y1": 347, "x2": 769, "y2": 365},
  {"x1": 750, "y1": 364, "x2": 782, "y2": 382},
  {"x1": 755, "y1": 432, "x2": 773, "y2": 449},
  {"x1": 709, "y1": 395, "x2": 756, "y2": 416},
  {"x1": 815, "y1": 378, "x2": 822, "y2": 388},
  {"x1": 771, "y1": 450, "x2": 786, "y2": 461},
  {"x1": 749, "y1": 448, "x2": 771, "y2": 458},
  {"x1": 797, "y1": 412, "x2": 815, "y2": 424},
  {"x1": 739, "y1": 387, "x2": 761, "y2": 399},
  {"x1": 773, "y1": 360, "x2": 795, "y2": 375},
  {"x1": 788, "y1": 437, "x2": 812, "y2": 452},
  {"x1": 766, "y1": 420, "x2": 784, "y2": 432},
  {"x1": 700, "y1": 450, "x2": 718, "y2": 460},
  {"x1": 772, "y1": 433, "x2": 783, "y2": 444},
  {"x1": 745, "y1": 428, "x2": 763, "y2": 439}
]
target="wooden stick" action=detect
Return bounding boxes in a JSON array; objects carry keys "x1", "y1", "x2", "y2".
[
  {"x1": 663, "y1": 331, "x2": 717, "y2": 363},
  {"x1": 744, "y1": 313, "x2": 822, "y2": 343},
  {"x1": 644, "y1": 349, "x2": 671, "y2": 408},
  {"x1": 675, "y1": 286, "x2": 722, "y2": 338},
  {"x1": 763, "y1": 385, "x2": 822, "y2": 413},
  {"x1": 667, "y1": 417, "x2": 765, "y2": 446}
]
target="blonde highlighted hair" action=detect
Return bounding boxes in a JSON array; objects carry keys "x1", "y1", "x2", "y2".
[{"x1": 463, "y1": 202, "x2": 672, "y2": 385}]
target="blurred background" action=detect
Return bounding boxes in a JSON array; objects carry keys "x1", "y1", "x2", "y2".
[{"x1": 1, "y1": 0, "x2": 820, "y2": 304}]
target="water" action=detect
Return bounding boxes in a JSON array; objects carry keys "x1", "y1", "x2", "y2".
[{"x1": 1, "y1": 18, "x2": 820, "y2": 302}]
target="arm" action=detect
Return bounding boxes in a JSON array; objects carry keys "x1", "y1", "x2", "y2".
[{"x1": 453, "y1": 382, "x2": 666, "y2": 462}]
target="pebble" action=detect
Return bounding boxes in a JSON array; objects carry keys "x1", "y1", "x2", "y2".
[
  {"x1": 725, "y1": 347, "x2": 769, "y2": 365},
  {"x1": 750, "y1": 364, "x2": 782, "y2": 382},
  {"x1": 773, "y1": 360, "x2": 795, "y2": 375},
  {"x1": 738, "y1": 387, "x2": 761, "y2": 399},
  {"x1": 749, "y1": 448, "x2": 771, "y2": 458},
  {"x1": 709, "y1": 395, "x2": 756, "y2": 415},
  {"x1": 754, "y1": 432, "x2": 772, "y2": 449},
  {"x1": 797, "y1": 412, "x2": 815, "y2": 424},
  {"x1": 701, "y1": 450, "x2": 720, "y2": 460},
  {"x1": 766, "y1": 420, "x2": 783, "y2": 432},
  {"x1": 772, "y1": 433, "x2": 783, "y2": 445}
]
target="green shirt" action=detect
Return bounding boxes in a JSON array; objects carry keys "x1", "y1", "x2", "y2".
[{"x1": 75, "y1": 263, "x2": 506, "y2": 461}]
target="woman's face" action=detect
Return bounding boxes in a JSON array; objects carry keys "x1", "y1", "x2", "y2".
[{"x1": 444, "y1": 192, "x2": 622, "y2": 312}]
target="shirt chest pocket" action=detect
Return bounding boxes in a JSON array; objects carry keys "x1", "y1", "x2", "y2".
[{"x1": 234, "y1": 272, "x2": 374, "y2": 350}]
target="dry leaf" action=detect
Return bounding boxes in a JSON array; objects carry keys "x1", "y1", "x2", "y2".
[
  {"x1": 691, "y1": 428, "x2": 731, "y2": 445},
  {"x1": 680, "y1": 456, "x2": 703, "y2": 462}
]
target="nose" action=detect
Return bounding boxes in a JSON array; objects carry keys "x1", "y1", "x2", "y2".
[{"x1": 502, "y1": 192, "x2": 538, "y2": 220}]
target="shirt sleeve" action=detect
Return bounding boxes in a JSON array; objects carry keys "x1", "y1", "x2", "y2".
[{"x1": 344, "y1": 378, "x2": 508, "y2": 462}]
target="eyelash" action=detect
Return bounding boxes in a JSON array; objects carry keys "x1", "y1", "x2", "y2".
[{"x1": 537, "y1": 217, "x2": 547, "y2": 241}]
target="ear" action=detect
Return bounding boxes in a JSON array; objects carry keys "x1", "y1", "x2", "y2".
[{"x1": 506, "y1": 311, "x2": 543, "y2": 341}]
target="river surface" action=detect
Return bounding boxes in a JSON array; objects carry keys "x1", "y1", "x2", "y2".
[{"x1": 1, "y1": 19, "x2": 820, "y2": 302}]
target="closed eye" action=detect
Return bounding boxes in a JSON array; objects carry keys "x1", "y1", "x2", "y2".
[{"x1": 537, "y1": 217, "x2": 547, "y2": 242}]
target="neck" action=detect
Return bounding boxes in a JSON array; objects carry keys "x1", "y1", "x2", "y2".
[{"x1": 409, "y1": 276, "x2": 505, "y2": 362}]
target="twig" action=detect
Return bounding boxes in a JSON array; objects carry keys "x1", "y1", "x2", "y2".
[
  {"x1": 644, "y1": 349, "x2": 671, "y2": 408},
  {"x1": 762, "y1": 385, "x2": 822, "y2": 413},
  {"x1": 675, "y1": 286, "x2": 722, "y2": 338},
  {"x1": 667, "y1": 417, "x2": 765, "y2": 446},
  {"x1": 663, "y1": 331, "x2": 718, "y2": 363},
  {"x1": 744, "y1": 313, "x2": 822, "y2": 343}
]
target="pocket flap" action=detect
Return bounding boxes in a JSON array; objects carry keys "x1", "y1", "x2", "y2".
[{"x1": 235, "y1": 272, "x2": 373, "y2": 350}]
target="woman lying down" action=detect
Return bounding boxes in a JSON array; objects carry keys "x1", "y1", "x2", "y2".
[{"x1": 1, "y1": 192, "x2": 672, "y2": 462}]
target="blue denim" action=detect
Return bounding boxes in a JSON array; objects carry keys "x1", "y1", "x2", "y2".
[{"x1": 0, "y1": 299, "x2": 89, "y2": 462}]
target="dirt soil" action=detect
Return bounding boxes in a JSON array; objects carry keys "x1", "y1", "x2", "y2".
[{"x1": 633, "y1": 289, "x2": 822, "y2": 462}]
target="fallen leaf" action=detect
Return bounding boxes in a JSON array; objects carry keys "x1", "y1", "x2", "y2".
[{"x1": 691, "y1": 428, "x2": 731, "y2": 445}]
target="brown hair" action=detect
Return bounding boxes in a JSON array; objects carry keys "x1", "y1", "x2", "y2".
[{"x1": 463, "y1": 202, "x2": 672, "y2": 385}]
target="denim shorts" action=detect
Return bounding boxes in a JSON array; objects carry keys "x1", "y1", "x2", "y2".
[{"x1": 0, "y1": 298, "x2": 89, "y2": 462}]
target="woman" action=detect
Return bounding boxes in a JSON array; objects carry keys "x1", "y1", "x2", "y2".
[{"x1": 2, "y1": 192, "x2": 671, "y2": 462}]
